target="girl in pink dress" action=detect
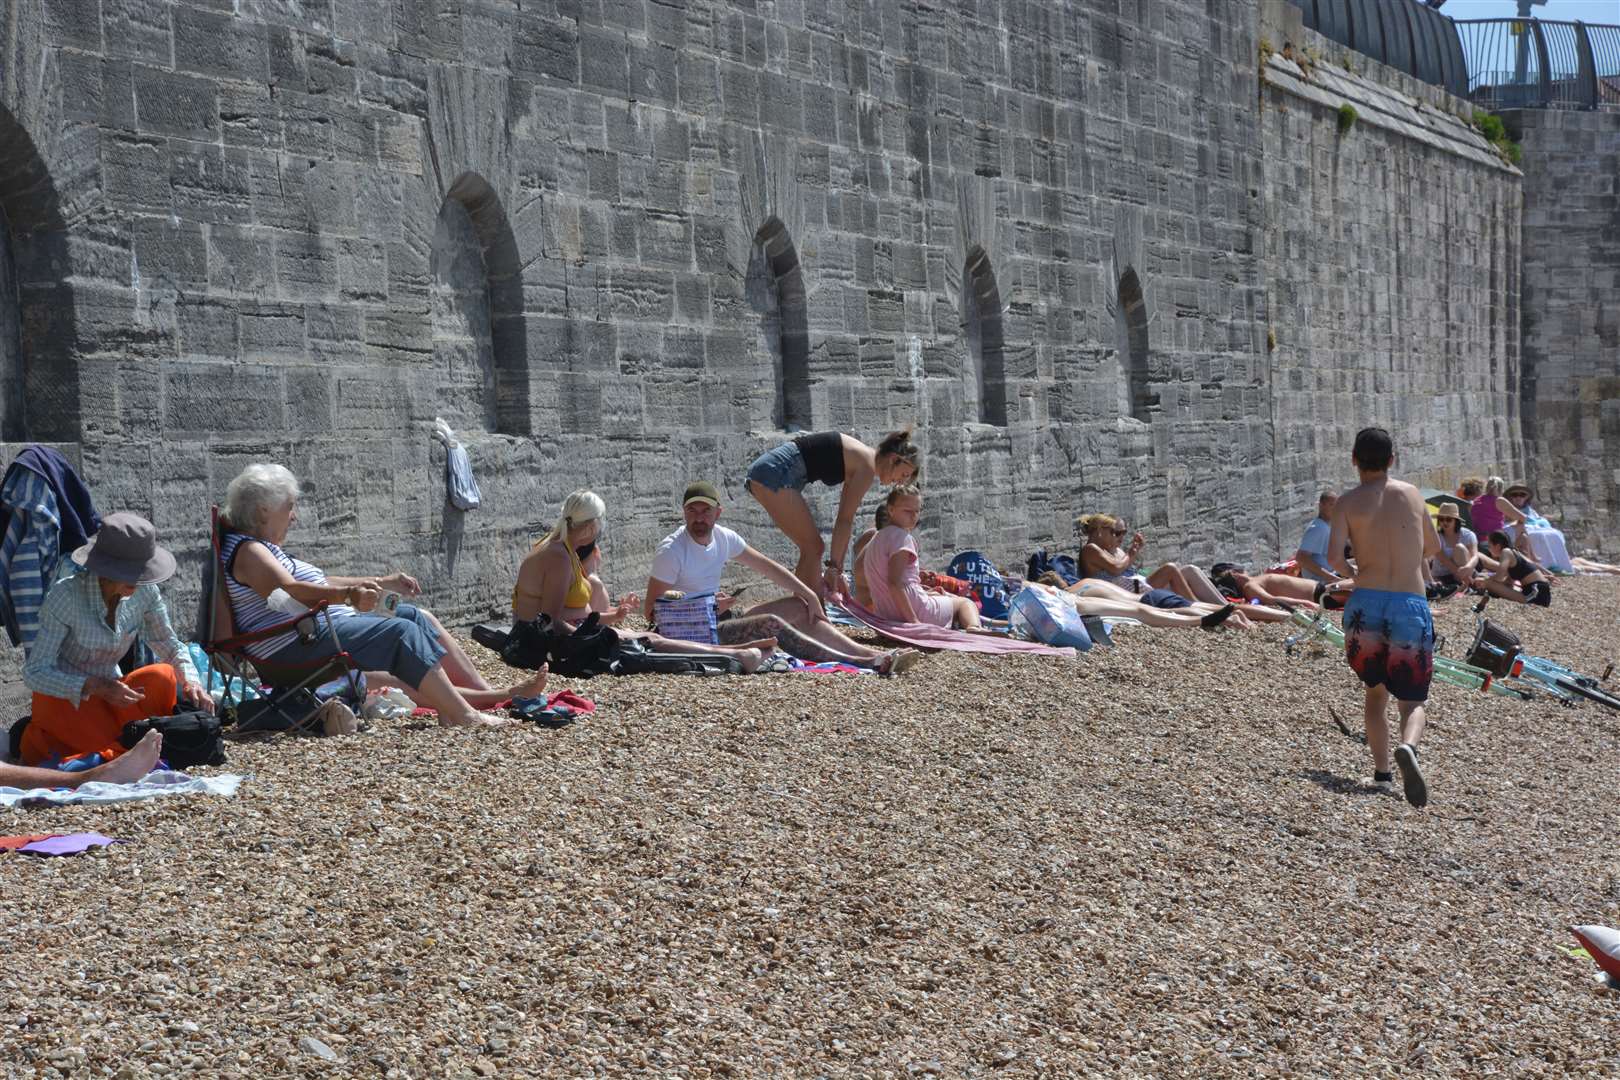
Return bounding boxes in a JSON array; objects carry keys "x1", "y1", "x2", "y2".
[{"x1": 865, "y1": 488, "x2": 985, "y2": 629}]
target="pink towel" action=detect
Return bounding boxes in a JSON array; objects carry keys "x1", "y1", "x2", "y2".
[{"x1": 834, "y1": 597, "x2": 1077, "y2": 658}]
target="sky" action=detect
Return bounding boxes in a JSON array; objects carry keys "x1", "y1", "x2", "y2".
[{"x1": 1439, "y1": 0, "x2": 1620, "y2": 22}]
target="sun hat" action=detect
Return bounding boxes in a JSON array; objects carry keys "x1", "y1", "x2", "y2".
[
  {"x1": 1504, "y1": 483, "x2": 1533, "y2": 500},
  {"x1": 70, "y1": 512, "x2": 176, "y2": 585},
  {"x1": 682, "y1": 481, "x2": 721, "y2": 508},
  {"x1": 1435, "y1": 502, "x2": 1461, "y2": 520}
]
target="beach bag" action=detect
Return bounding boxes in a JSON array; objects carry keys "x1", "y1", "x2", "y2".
[
  {"x1": 653, "y1": 593, "x2": 720, "y2": 645},
  {"x1": 120, "y1": 711, "x2": 227, "y2": 768},
  {"x1": 232, "y1": 690, "x2": 322, "y2": 735},
  {"x1": 1008, "y1": 582, "x2": 1092, "y2": 651},
  {"x1": 433, "y1": 417, "x2": 481, "y2": 512},
  {"x1": 947, "y1": 550, "x2": 1010, "y2": 620},
  {"x1": 1026, "y1": 549, "x2": 1080, "y2": 587}
]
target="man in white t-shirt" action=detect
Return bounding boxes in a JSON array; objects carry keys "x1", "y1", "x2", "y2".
[
  {"x1": 642, "y1": 482, "x2": 920, "y2": 675},
  {"x1": 1294, "y1": 490, "x2": 1341, "y2": 582}
]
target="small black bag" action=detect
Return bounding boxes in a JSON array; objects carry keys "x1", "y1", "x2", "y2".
[
  {"x1": 8, "y1": 716, "x2": 29, "y2": 760},
  {"x1": 232, "y1": 690, "x2": 322, "y2": 734},
  {"x1": 120, "y1": 711, "x2": 227, "y2": 769}
]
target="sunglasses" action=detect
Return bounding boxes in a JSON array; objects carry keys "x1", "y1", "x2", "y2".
[{"x1": 1110, "y1": 527, "x2": 1128, "y2": 536}]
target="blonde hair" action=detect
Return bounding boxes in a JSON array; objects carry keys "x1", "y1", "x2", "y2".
[
  {"x1": 538, "y1": 489, "x2": 606, "y2": 549},
  {"x1": 883, "y1": 483, "x2": 922, "y2": 507},
  {"x1": 1485, "y1": 476, "x2": 1505, "y2": 497},
  {"x1": 224, "y1": 463, "x2": 300, "y2": 533},
  {"x1": 1075, "y1": 512, "x2": 1118, "y2": 537}
]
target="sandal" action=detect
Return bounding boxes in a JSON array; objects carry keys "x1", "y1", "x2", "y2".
[
  {"x1": 881, "y1": 648, "x2": 924, "y2": 676},
  {"x1": 509, "y1": 695, "x2": 578, "y2": 729}
]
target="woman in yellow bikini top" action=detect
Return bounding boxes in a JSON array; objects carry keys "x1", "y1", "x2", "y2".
[{"x1": 512, "y1": 491, "x2": 603, "y2": 622}]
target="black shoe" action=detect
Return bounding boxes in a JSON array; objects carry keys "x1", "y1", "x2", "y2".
[
  {"x1": 1394, "y1": 744, "x2": 1428, "y2": 808},
  {"x1": 1200, "y1": 603, "x2": 1237, "y2": 630}
]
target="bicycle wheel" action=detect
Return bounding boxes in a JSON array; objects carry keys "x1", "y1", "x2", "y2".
[{"x1": 1555, "y1": 676, "x2": 1620, "y2": 713}]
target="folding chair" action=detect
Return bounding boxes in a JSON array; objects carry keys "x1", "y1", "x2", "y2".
[{"x1": 201, "y1": 506, "x2": 362, "y2": 732}]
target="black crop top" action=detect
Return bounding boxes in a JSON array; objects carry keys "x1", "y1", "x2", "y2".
[
  {"x1": 1506, "y1": 550, "x2": 1543, "y2": 582},
  {"x1": 794, "y1": 431, "x2": 846, "y2": 487}
]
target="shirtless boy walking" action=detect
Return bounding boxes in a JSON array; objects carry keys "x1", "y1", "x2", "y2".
[{"x1": 1327, "y1": 428, "x2": 1442, "y2": 807}]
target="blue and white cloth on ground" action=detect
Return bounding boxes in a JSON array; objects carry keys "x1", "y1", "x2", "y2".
[{"x1": 0, "y1": 770, "x2": 246, "y2": 808}]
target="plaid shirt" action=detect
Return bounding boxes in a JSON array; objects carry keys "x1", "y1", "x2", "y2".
[{"x1": 22, "y1": 568, "x2": 199, "y2": 704}]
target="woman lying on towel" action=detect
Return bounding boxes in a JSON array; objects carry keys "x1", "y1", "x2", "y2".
[
  {"x1": 1031, "y1": 573, "x2": 1238, "y2": 630},
  {"x1": 512, "y1": 489, "x2": 778, "y2": 673},
  {"x1": 866, "y1": 487, "x2": 1001, "y2": 631},
  {"x1": 1076, "y1": 514, "x2": 1228, "y2": 605},
  {"x1": 20, "y1": 514, "x2": 215, "y2": 766},
  {"x1": 221, "y1": 464, "x2": 528, "y2": 728}
]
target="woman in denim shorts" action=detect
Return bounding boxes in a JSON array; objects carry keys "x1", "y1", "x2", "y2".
[{"x1": 745, "y1": 429, "x2": 919, "y2": 598}]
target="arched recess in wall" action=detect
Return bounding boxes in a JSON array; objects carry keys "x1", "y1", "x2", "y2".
[
  {"x1": 0, "y1": 104, "x2": 76, "y2": 442},
  {"x1": 432, "y1": 172, "x2": 528, "y2": 435},
  {"x1": 1117, "y1": 268, "x2": 1157, "y2": 421},
  {"x1": 962, "y1": 246, "x2": 1007, "y2": 426},
  {"x1": 746, "y1": 217, "x2": 811, "y2": 431}
]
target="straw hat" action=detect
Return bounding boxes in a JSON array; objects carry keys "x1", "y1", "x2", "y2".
[
  {"x1": 1504, "y1": 483, "x2": 1533, "y2": 500},
  {"x1": 70, "y1": 513, "x2": 176, "y2": 585},
  {"x1": 1435, "y1": 501, "x2": 1461, "y2": 521}
]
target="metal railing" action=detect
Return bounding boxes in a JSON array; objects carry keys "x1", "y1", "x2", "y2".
[{"x1": 1454, "y1": 19, "x2": 1620, "y2": 110}]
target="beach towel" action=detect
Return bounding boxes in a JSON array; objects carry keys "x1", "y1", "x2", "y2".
[
  {"x1": 835, "y1": 595, "x2": 1076, "y2": 658},
  {"x1": 4, "y1": 832, "x2": 122, "y2": 856},
  {"x1": 0, "y1": 770, "x2": 245, "y2": 808}
]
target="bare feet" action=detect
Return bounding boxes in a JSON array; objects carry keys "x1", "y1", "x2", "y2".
[
  {"x1": 509, "y1": 664, "x2": 549, "y2": 700},
  {"x1": 91, "y1": 730, "x2": 162, "y2": 783},
  {"x1": 439, "y1": 710, "x2": 517, "y2": 729},
  {"x1": 736, "y1": 648, "x2": 767, "y2": 674},
  {"x1": 735, "y1": 637, "x2": 778, "y2": 653}
]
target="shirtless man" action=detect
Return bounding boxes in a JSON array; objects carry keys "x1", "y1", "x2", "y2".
[
  {"x1": 1327, "y1": 427, "x2": 1441, "y2": 808},
  {"x1": 1209, "y1": 565, "x2": 1354, "y2": 611}
]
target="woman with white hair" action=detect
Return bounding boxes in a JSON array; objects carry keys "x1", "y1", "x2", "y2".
[
  {"x1": 512, "y1": 490, "x2": 778, "y2": 673},
  {"x1": 221, "y1": 463, "x2": 538, "y2": 727}
]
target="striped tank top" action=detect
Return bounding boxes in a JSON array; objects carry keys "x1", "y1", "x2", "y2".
[{"x1": 220, "y1": 532, "x2": 353, "y2": 659}]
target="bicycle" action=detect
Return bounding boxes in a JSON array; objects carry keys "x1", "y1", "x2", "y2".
[{"x1": 1463, "y1": 596, "x2": 1620, "y2": 712}]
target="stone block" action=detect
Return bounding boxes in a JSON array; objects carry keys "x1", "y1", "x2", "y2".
[
  {"x1": 42, "y1": 0, "x2": 104, "y2": 51},
  {"x1": 104, "y1": 0, "x2": 174, "y2": 64},
  {"x1": 167, "y1": 364, "x2": 284, "y2": 436},
  {"x1": 513, "y1": 16, "x2": 579, "y2": 84},
  {"x1": 239, "y1": 301, "x2": 309, "y2": 361},
  {"x1": 579, "y1": 26, "x2": 628, "y2": 98},
  {"x1": 174, "y1": 6, "x2": 270, "y2": 83},
  {"x1": 134, "y1": 66, "x2": 218, "y2": 140},
  {"x1": 133, "y1": 216, "x2": 208, "y2": 289}
]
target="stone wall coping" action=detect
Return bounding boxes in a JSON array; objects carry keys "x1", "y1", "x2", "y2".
[{"x1": 1265, "y1": 53, "x2": 1519, "y2": 174}]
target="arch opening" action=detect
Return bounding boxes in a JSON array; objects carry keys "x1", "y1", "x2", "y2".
[
  {"x1": 434, "y1": 173, "x2": 528, "y2": 436},
  {"x1": 0, "y1": 104, "x2": 77, "y2": 442},
  {"x1": 1117, "y1": 268, "x2": 1156, "y2": 421},
  {"x1": 746, "y1": 217, "x2": 810, "y2": 431},
  {"x1": 962, "y1": 246, "x2": 1007, "y2": 426}
]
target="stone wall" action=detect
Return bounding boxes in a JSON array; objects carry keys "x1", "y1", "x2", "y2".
[
  {"x1": 1258, "y1": 16, "x2": 1523, "y2": 551},
  {"x1": 1509, "y1": 108, "x2": 1620, "y2": 557},
  {"x1": 0, "y1": 0, "x2": 1530, "y2": 706}
]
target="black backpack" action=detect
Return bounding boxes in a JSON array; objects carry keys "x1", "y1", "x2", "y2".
[{"x1": 120, "y1": 711, "x2": 227, "y2": 769}]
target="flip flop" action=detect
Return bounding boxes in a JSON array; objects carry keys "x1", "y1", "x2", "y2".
[
  {"x1": 883, "y1": 648, "x2": 924, "y2": 676},
  {"x1": 509, "y1": 696, "x2": 578, "y2": 729}
]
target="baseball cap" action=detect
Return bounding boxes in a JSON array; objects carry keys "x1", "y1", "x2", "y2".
[{"x1": 682, "y1": 481, "x2": 721, "y2": 507}]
